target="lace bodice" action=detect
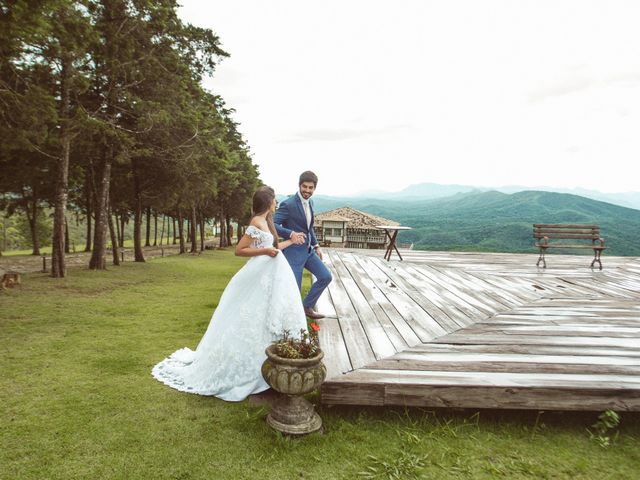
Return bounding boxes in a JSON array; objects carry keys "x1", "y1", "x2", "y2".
[{"x1": 246, "y1": 225, "x2": 274, "y2": 248}]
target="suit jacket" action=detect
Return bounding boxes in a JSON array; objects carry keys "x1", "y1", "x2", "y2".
[{"x1": 274, "y1": 193, "x2": 318, "y2": 264}]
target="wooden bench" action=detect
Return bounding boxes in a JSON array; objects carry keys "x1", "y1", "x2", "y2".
[{"x1": 533, "y1": 224, "x2": 605, "y2": 270}]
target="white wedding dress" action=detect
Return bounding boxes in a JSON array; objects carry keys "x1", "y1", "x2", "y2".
[{"x1": 152, "y1": 226, "x2": 308, "y2": 401}]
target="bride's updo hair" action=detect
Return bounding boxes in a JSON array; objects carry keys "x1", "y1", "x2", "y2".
[{"x1": 252, "y1": 186, "x2": 279, "y2": 248}]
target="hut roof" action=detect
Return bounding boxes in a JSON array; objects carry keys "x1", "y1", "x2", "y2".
[
  {"x1": 315, "y1": 207, "x2": 399, "y2": 229},
  {"x1": 316, "y1": 214, "x2": 351, "y2": 222}
]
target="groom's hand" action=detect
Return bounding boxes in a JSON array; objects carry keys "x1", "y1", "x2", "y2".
[
  {"x1": 291, "y1": 232, "x2": 306, "y2": 244},
  {"x1": 314, "y1": 246, "x2": 324, "y2": 260}
]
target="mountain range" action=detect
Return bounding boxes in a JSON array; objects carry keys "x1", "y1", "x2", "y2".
[
  {"x1": 307, "y1": 187, "x2": 640, "y2": 256},
  {"x1": 351, "y1": 182, "x2": 640, "y2": 210}
]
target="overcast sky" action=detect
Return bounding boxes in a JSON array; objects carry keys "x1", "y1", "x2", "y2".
[{"x1": 178, "y1": 1, "x2": 640, "y2": 197}]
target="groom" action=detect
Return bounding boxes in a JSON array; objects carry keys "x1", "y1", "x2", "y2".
[{"x1": 274, "y1": 171, "x2": 332, "y2": 320}]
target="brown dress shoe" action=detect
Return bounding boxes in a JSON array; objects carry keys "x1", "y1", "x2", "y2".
[{"x1": 304, "y1": 307, "x2": 325, "y2": 320}]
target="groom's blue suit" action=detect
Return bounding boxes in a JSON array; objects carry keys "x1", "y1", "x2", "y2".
[{"x1": 274, "y1": 193, "x2": 332, "y2": 310}]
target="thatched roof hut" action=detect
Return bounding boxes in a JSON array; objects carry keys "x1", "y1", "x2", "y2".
[
  {"x1": 314, "y1": 207, "x2": 399, "y2": 249},
  {"x1": 315, "y1": 207, "x2": 398, "y2": 229}
]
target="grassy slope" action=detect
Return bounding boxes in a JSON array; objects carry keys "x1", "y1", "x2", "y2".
[{"x1": 1, "y1": 252, "x2": 639, "y2": 479}]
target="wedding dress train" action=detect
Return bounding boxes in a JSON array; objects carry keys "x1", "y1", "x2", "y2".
[{"x1": 152, "y1": 226, "x2": 307, "y2": 401}]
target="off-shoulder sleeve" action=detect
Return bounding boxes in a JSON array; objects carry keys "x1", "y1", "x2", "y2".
[{"x1": 245, "y1": 225, "x2": 262, "y2": 239}]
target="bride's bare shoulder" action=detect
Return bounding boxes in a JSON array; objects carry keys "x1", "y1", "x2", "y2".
[{"x1": 249, "y1": 218, "x2": 268, "y2": 232}]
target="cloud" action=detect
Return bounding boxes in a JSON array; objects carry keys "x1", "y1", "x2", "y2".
[
  {"x1": 528, "y1": 71, "x2": 640, "y2": 103},
  {"x1": 278, "y1": 124, "x2": 414, "y2": 143}
]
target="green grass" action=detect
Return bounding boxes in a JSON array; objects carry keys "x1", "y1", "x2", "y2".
[
  {"x1": 1, "y1": 236, "x2": 218, "y2": 258},
  {"x1": 2, "y1": 246, "x2": 53, "y2": 256},
  {"x1": 1, "y1": 251, "x2": 639, "y2": 479},
  {"x1": 1, "y1": 239, "x2": 168, "y2": 257}
]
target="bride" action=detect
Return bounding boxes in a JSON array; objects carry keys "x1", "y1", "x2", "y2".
[{"x1": 152, "y1": 186, "x2": 308, "y2": 401}]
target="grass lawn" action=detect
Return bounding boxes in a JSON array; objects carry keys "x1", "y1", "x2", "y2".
[
  {"x1": 1, "y1": 250, "x2": 639, "y2": 479},
  {"x1": 2, "y1": 239, "x2": 165, "y2": 257}
]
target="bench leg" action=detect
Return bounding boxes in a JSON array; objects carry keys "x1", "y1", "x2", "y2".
[
  {"x1": 536, "y1": 248, "x2": 546, "y2": 268},
  {"x1": 590, "y1": 250, "x2": 603, "y2": 270}
]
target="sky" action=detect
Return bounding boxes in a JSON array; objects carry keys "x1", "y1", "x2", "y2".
[{"x1": 178, "y1": 0, "x2": 640, "y2": 197}]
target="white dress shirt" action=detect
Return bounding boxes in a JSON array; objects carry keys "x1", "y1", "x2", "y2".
[{"x1": 297, "y1": 191, "x2": 311, "y2": 228}]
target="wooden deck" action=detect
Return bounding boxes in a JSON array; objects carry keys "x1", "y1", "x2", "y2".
[{"x1": 316, "y1": 249, "x2": 640, "y2": 411}]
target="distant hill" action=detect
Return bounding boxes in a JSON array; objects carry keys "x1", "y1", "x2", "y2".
[
  {"x1": 311, "y1": 190, "x2": 640, "y2": 256},
  {"x1": 351, "y1": 182, "x2": 640, "y2": 210}
]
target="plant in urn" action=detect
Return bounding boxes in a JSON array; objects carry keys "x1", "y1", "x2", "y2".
[{"x1": 261, "y1": 324, "x2": 326, "y2": 435}]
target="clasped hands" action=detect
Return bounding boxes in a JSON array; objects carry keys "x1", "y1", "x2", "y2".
[{"x1": 290, "y1": 231, "x2": 306, "y2": 245}]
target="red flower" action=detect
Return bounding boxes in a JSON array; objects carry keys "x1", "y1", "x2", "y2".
[{"x1": 310, "y1": 322, "x2": 320, "y2": 332}]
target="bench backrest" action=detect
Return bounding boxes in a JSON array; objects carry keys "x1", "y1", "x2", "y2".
[{"x1": 533, "y1": 224, "x2": 601, "y2": 241}]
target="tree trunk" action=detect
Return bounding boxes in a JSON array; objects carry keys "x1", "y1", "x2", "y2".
[
  {"x1": 133, "y1": 205, "x2": 144, "y2": 262},
  {"x1": 89, "y1": 147, "x2": 112, "y2": 270},
  {"x1": 153, "y1": 211, "x2": 158, "y2": 246},
  {"x1": 51, "y1": 54, "x2": 73, "y2": 276},
  {"x1": 218, "y1": 210, "x2": 227, "y2": 248},
  {"x1": 159, "y1": 214, "x2": 165, "y2": 245},
  {"x1": 24, "y1": 194, "x2": 40, "y2": 256},
  {"x1": 132, "y1": 161, "x2": 145, "y2": 262},
  {"x1": 64, "y1": 216, "x2": 70, "y2": 254},
  {"x1": 190, "y1": 205, "x2": 197, "y2": 253},
  {"x1": 145, "y1": 206, "x2": 151, "y2": 247},
  {"x1": 172, "y1": 217, "x2": 177, "y2": 244},
  {"x1": 115, "y1": 212, "x2": 121, "y2": 247},
  {"x1": 1, "y1": 216, "x2": 7, "y2": 254},
  {"x1": 177, "y1": 208, "x2": 185, "y2": 254},
  {"x1": 119, "y1": 214, "x2": 126, "y2": 247},
  {"x1": 108, "y1": 204, "x2": 120, "y2": 266},
  {"x1": 186, "y1": 218, "x2": 191, "y2": 243},
  {"x1": 84, "y1": 173, "x2": 92, "y2": 252},
  {"x1": 199, "y1": 213, "x2": 205, "y2": 252},
  {"x1": 226, "y1": 216, "x2": 232, "y2": 247}
]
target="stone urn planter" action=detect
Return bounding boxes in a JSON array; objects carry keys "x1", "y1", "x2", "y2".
[{"x1": 261, "y1": 344, "x2": 327, "y2": 435}]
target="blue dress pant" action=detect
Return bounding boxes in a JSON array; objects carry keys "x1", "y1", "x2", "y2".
[{"x1": 288, "y1": 250, "x2": 332, "y2": 309}]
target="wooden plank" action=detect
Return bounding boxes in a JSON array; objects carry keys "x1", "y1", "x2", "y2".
[
  {"x1": 376, "y1": 263, "x2": 468, "y2": 331},
  {"x1": 479, "y1": 316, "x2": 640, "y2": 326},
  {"x1": 382, "y1": 385, "x2": 640, "y2": 411},
  {"x1": 416, "y1": 264, "x2": 516, "y2": 314},
  {"x1": 355, "y1": 254, "x2": 452, "y2": 340},
  {"x1": 317, "y1": 315, "x2": 352, "y2": 378},
  {"x1": 332, "y1": 368, "x2": 640, "y2": 389},
  {"x1": 368, "y1": 358, "x2": 640, "y2": 376},
  {"x1": 406, "y1": 342, "x2": 640, "y2": 358},
  {"x1": 474, "y1": 274, "x2": 541, "y2": 304},
  {"x1": 443, "y1": 268, "x2": 524, "y2": 308},
  {"x1": 314, "y1": 280, "x2": 337, "y2": 319},
  {"x1": 434, "y1": 332, "x2": 640, "y2": 349},
  {"x1": 409, "y1": 263, "x2": 498, "y2": 317},
  {"x1": 324, "y1": 253, "x2": 377, "y2": 370},
  {"x1": 339, "y1": 252, "x2": 421, "y2": 348},
  {"x1": 331, "y1": 253, "x2": 398, "y2": 359},
  {"x1": 465, "y1": 324, "x2": 640, "y2": 337},
  {"x1": 371, "y1": 258, "x2": 481, "y2": 327},
  {"x1": 321, "y1": 382, "x2": 385, "y2": 406},
  {"x1": 558, "y1": 277, "x2": 639, "y2": 299},
  {"x1": 381, "y1": 351, "x2": 640, "y2": 366}
]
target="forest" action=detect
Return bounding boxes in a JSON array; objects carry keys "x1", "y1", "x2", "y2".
[{"x1": 0, "y1": 0, "x2": 260, "y2": 276}]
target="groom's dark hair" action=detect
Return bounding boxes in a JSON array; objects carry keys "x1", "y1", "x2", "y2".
[{"x1": 299, "y1": 171, "x2": 318, "y2": 186}]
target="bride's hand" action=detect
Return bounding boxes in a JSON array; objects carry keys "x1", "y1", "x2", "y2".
[{"x1": 264, "y1": 247, "x2": 279, "y2": 257}]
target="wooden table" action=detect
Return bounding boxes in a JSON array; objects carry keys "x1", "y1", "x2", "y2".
[{"x1": 376, "y1": 225, "x2": 412, "y2": 261}]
